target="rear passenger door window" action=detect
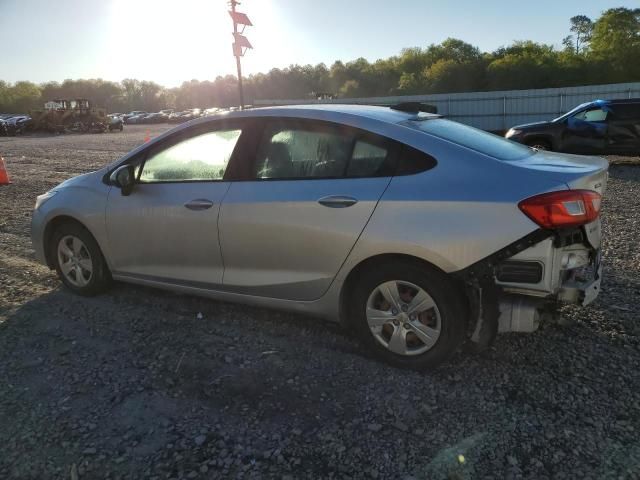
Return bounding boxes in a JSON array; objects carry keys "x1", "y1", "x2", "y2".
[
  {"x1": 347, "y1": 140, "x2": 393, "y2": 177},
  {"x1": 251, "y1": 120, "x2": 398, "y2": 180},
  {"x1": 254, "y1": 124, "x2": 351, "y2": 179}
]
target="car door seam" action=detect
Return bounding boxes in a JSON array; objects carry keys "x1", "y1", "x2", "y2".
[
  {"x1": 316, "y1": 176, "x2": 395, "y2": 299},
  {"x1": 218, "y1": 182, "x2": 233, "y2": 285}
]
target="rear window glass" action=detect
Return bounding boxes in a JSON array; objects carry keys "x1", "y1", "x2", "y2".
[
  {"x1": 409, "y1": 118, "x2": 534, "y2": 161},
  {"x1": 611, "y1": 104, "x2": 640, "y2": 120}
]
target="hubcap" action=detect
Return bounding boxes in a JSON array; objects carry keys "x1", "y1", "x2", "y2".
[
  {"x1": 57, "y1": 235, "x2": 93, "y2": 287},
  {"x1": 366, "y1": 280, "x2": 441, "y2": 356}
]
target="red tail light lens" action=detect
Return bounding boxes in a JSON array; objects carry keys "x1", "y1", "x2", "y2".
[{"x1": 518, "y1": 190, "x2": 602, "y2": 229}]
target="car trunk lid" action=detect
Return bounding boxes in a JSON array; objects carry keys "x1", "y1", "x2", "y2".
[{"x1": 511, "y1": 150, "x2": 608, "y2": 194}]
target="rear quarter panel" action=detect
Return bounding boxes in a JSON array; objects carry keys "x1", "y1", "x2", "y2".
[{"x1": 340, "y1": 137, "x2": 572, "y2": 274}]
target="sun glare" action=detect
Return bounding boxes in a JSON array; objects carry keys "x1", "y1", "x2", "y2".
[{"x1": 106, "y1": 0, "x2": 282, "y2": 87}]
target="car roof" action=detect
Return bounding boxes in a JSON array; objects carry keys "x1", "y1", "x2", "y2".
[
  {"x1": 112, "y1": 104, "x2": 440, "y2": 168},
  {"x1": 256, "y1": 104, "x2": 432, "y2": 122},
  {"x1": 594, "y1": 98, "x2": 640, "y2": 105},
  {"x1": 197, "y1": 104, "x2": 438, "y2": 126}
]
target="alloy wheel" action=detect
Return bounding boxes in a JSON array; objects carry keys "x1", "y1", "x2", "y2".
[{"x1": 57, "y1": 235, "x2": 93, "y2": 287}]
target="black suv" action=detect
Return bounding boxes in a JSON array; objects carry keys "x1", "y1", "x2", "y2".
[{"x1": 505, "y1": 98, "x2": 640, "y2": 155}]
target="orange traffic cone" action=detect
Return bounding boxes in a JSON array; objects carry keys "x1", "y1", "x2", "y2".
[
  {"x1": 0, "y1": 156, "x2": 10, "y2": 185},
  {"x1": 144, "y1": 130, "x2": 151, "y2": 143}
]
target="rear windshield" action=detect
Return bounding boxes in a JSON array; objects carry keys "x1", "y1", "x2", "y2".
[{"x1": 409, "y1": 118, "x2": 534, "y2": 161}]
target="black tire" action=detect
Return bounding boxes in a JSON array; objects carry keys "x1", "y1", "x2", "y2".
[
  {"x1": 526, "y1": 138, "x2": 552, "y2": 151},
  {"x1": 349, "y1": 260, "x2": 467, "y2": 370},
  {"x1": 50, "y1": 222, "x2": 112, "y2": 296}
]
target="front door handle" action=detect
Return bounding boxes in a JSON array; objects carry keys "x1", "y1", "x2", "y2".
[
  {"x1": 317, "y1": 195, "x2": 358, "y2": 208},
  {"x1": 184, "y1": 199, "x2": 215, "y2": 210}
]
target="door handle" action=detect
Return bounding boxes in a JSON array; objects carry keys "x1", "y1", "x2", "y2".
[
  {"x1": 184, "y1": 199, "x2": 215, "y2": 210},
  {"x1": 317, "y1": 195, "x2": 358, "y2": 208}
]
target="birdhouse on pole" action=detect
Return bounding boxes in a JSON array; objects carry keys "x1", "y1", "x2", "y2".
[{"x1": 229, "y1": 1, "x2": 253, "y2": 108}]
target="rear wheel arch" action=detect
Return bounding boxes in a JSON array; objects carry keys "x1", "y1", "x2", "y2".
[
  {"x1": 339, "y1": 253, "x2": 470, "y2": 369},
  {"x1": 338, "y1": 253, "x2": 468, "y2": 327}
]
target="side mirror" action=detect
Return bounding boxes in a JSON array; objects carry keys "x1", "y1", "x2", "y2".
[{"x1": 109, "y1": 165, "x2": 135, "y2": 196}]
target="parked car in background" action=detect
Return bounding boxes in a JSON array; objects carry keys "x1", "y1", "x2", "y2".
[
  {"x1": 160, "y1": 109, "x2": 174, "y2": 117},
  {"x1": 140, "y1": 113, "x2": 165, "y2": 124},
  {"x1": 126, "y1": 114, "x2": 149, "y2": 125},
  {"x1": 123, "y1": 111, "x2": 148, "y2": 123},
  {"x1": 107, "y1": 114, "x2": 124, "y2": 132},
  {"x1": 31, "y1": 104, "x2": 608, "y2": 370},
  {"x1": 168, "y1": 111, "x2": 189, "y2": 123},
  {"x1": 168, "y1": 110, "x2": 200, "y2": 123},
  {"x1": 1, "y1": 115, "x2": 32, "y2": 135},
  {"x1": 506, "y1": 98, "x2": 640, "y2": 155}
]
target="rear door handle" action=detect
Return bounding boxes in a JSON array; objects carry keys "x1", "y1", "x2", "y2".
[
  {"x1": 317, "y1": 195, "x2": 358, "y2": 208},
  {"x1": 184, "y1": 199, "x2": 215, "y2": 210}
]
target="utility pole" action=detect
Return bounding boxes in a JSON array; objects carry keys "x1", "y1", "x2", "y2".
[{"x1": 229, "y1": 1, "x2": 252, "y2": 109}]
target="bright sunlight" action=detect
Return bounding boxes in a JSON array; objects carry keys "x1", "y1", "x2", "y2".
[{"x1": 106, "y1": 0, "x2": 287, "y2": 86}]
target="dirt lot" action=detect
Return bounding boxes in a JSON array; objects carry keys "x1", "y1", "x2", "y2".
[{"x1": 1, "y1": 125, "x2": 639, "y2": 480}]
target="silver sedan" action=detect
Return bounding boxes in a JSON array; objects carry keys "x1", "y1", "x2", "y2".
[{"x1": 31, "y1": 104, "x2": 608, "y2": 369}]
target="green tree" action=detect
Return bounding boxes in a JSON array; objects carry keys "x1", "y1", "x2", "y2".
[
  {"x1": 338, "y1": 79, "x2": 362, "y2": 97},
  {"x1": 424, "y1": 59, "x2": 486, "y2": 93},
  {"x1": 589, "y1": 7, "x2": 640, "y2": 81},
  {"x1": 562, "y1": 15, "x2": 593, "y2": 54},
  {"x1": 486, "y1": 41, "x2": 561, "y2": 90},
  {"x1": 8, "y1": 81, "x2": 41, "y2": 112}
]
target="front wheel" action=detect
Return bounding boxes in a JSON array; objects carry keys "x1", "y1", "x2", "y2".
[
  {"x1": 526, "y1": 139, "x2": 552, "y2": 151},
  {"x1": 51, "y1": 223, "x2": 112, "y2": 296},
  {"x1": 349, "y1": 261, "x2": 466, "y2": 370}
]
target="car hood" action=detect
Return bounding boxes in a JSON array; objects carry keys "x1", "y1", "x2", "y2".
[
  {"x1": 511, "y1": 121, "x2": 554, "y2": 130},
  {"x1": 53, "y1": 170, "x2": 104, "y2": 190}
]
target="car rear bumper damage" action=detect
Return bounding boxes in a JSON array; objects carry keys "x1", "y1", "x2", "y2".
[{"x1": 454, "y1": 225, "x2": 602, "y2": 343}]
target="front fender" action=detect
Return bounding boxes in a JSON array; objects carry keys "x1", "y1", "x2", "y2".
[{"x1": 31, "y1": 183, "x2": 112, "y2": 269}]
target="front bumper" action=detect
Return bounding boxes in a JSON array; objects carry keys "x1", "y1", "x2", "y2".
[{"x1": 30, "y1": 208, "x2": 48, "y2": 266}]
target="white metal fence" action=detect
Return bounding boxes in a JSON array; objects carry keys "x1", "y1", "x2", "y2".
[{"x1": 254, "y1": 82, "x2": 640, "y2": 131}]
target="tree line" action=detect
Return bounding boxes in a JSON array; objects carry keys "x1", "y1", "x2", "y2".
[{"x1": 1, "y1": 7, "x2": 638, "y2": 114}]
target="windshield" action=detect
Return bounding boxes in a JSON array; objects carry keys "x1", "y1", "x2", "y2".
[
  {"x1": 553, "y1": 102, "x2": 592, "y2": 122},
  {"x1": 409, "y1": 118, "x2": 534, "y2": 161}
]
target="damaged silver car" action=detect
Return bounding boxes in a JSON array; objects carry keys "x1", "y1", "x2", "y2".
[{"x1": 31, "y1": 104, "x2": 607, "y2": 369}]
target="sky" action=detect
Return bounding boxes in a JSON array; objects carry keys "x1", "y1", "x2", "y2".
[{"x1": 0, "y1": 0, "x2": 636, "y2": 87}]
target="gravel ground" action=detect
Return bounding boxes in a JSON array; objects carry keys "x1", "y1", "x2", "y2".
[{"x1": 0, "y1": 125, "x2": 639, "y2": 480}]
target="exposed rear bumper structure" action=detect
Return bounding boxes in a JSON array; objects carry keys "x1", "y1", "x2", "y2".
[{"x1": 456, "y1": 226, "x2": 602, "y2": 342}]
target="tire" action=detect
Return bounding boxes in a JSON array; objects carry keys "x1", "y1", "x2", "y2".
[
  {"x1": 526, "y1": 138, "x2": 552, "y2": 151},
  {"x1": 349, "y1": 260, "x2": 467, "y2": 370},
  {"x1": 50, "y1": 222, "x2": 112, "y2": 296}
]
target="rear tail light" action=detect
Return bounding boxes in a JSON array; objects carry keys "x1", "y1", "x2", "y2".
[{"x1": 518, "y1": 190, "x2": 601, "y2": 229}]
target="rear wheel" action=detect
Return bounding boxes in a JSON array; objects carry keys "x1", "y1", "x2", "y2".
[
  {"x1": 349, "y1": 261, "x2": 466, "y2": 370},
  {"x1": 51, "y1": 223, "x2": 112, "y2": 296}
]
